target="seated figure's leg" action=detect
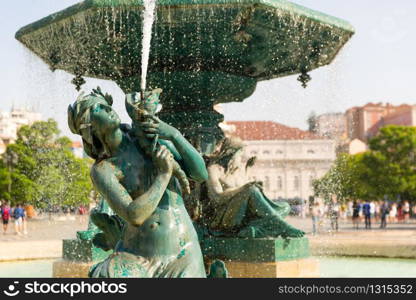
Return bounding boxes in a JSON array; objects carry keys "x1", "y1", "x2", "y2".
[
  {"x1": 237, "y1": 186, "x2": 304, "y2": 238},
  {"x1": 211, "y1": 192, "x2": 250, "y2": 230},
  {"x1": 210, "y1": 185, "x2": 304, "y2": 238},
  {"x1": 246, "y1": 186, "x2": 291, "y2": 218}
]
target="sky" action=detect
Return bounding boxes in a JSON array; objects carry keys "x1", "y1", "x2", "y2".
[{"x1": 1, "y1": 0, "x2": 415, "y2": 141}]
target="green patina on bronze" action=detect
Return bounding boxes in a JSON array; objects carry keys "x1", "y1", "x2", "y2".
[
  {"x1": 16, "y1": 0, "x2": 354, "y2": 278},
  {"x1": 66, "y1": 88, "x2": 209, "y2": 277},
  {"x1": 202, "y1": 237, "x2": 310, "y2": 262},
  {"x1": 16, "y1": 0, "x2": 354, "y2": 152},
  {"x1": 63, "y1": 239, "x2": 112, "y2": 263}
]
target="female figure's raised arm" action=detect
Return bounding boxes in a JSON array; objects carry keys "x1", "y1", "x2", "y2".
[{"x1": 91, "y1": 146, "x2": 173, "y2": 226}]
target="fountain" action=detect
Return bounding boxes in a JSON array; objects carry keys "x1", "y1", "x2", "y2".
[{"x1": 16, "y1": 0, "x2": 354, "y2": 277}]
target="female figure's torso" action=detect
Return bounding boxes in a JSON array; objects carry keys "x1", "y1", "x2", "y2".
[
  {"x1": 99, "y1": 141, "x2": 201, "y2": 260},
  {"x1": 216, "y1": 165, "x2": 246, "y2": 190}
]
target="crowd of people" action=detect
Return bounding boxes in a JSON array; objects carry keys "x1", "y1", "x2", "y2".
[
  {"x1": 0, "y1": 201, "x2": 28, "y2": 235},
  {"x1": 309, "y1": 196, "x2": 415, "y2": 234}
]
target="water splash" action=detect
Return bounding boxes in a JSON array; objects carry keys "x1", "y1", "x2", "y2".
[{"x1": 141, "y1": 0, "x2": 157, "y2": 92}]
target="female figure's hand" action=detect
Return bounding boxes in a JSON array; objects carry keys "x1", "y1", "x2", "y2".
[
  {"x1": 153, "y1": 145, "x2": 174, "y2": 175},
  {"x1": 140, "y1": 116, "x2": 179, "y2": 141}
]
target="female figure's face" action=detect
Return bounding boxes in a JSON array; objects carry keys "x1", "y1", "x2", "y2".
[
  {"x1": 90, "y1": 101, "x2": 121, "y2": 136},
  {"x1": 229, "y1": 149, "x2": 243, "y2": 170}
]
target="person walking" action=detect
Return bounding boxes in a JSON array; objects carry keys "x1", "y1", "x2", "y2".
[
  {"x1": 13, "y1": 204, "x2": 24, "y2": 235},
  {"x1": 328, "y1": 196, "x2": 340, "y2": 232},
  {"x1": 389, "y1": 203, "x2": 397, "y2": 223},
  {"x1": 21, "y1": 204, "x2": 28, "y2": 235},
  {"x1": 403, "y1": 201, "x2": 410, "y2": 223},
  {"x1": 380, "y1": 201, "x2": 389, "y2": 229},
  {"x1": 1, "y1": 201, "x2": 11, "y2": 235},
  {"x1": 374, "y1": 201, "x2": 381, "y2": 222},
  {"x1": 362, "y1": 201, "x2": 372, "y2": 229},
  {"x1": 311, "y1": 201, "x2": 322, "y2": 235},
  {"x1": 352, "y1": 201, "x2": 361, "y2": 230}
]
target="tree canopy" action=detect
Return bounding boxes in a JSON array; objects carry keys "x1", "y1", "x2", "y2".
[
  {"x1": 313, "y1": 125, "x2": 416, "y2": 202},
  {"x1": 0, "y1": 119, "x2": 92, "y2": 208}
]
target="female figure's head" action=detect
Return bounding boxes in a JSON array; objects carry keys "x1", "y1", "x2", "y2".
[
  {"x1": 68, "y1": 87, "x2": 120, "y2": 160},
  {"x1": 208, "y1": 137, "x2": 244, "y2": 173}
]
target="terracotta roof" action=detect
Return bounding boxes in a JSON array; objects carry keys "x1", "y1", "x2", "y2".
[{"x1": 226, "y1": 121, "x2": 323, "y2": 141}]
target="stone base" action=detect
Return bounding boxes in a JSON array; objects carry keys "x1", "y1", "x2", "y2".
[
  {"x1": 54, "y1": 237, "x2": 319, "y2": 278},
  {"x1": 206, "y1": 258, "x2": 319, "y2": 278},
  {"x1": 203, "y1": 237, "x2": 319, "y2": 278},
  {"x1": 53, "y1": 260, "x2": 93, "y2": 278},
  {"x1": 53, "y1": 258, "x2": 319, "y2": 278},
  {"x1": 202, "y1": 237, "x2": 311, "y2": 262},
  {"x1": 53, "y1": 238, "x2": 111, "y2": 278}
]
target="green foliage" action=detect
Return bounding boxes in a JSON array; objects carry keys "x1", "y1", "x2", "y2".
[
  {"x1": 314, "y1": 125, "x2": 416, "y2": 202},
  {"x1": 313, "y1": 154, "x2": 363, "y2": 202},
  {"x1": 1, "y1": 119, "x2": 93, "y2": 208},
  {"x1": 364, "y1": 125, "x2": 416, "y2": 201},
  {"x1": 0, "y1": 161, "x2": 11, "y2": 200}
]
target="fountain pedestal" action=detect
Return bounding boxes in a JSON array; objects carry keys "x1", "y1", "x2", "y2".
[
  {"x1": 202, "y1": 237, "x2": 319, "y2": 278},
  {"x1": 53, "y1": 239, "x2": 111, "y2": 278},
  {"x1": 118, "y1": 71, "x2": 257, "y2": 153},
  {"x1": 16, "y1": 0, "x2": 352, "y2": 278}
]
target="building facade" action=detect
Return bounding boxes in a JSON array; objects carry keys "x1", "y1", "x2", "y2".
[
  {"x1": 225, "y1": 121, "x2": 336, "y2": 202},
  {"x1": 346, "y1": 103, "x2": 413, "y2": 142},
  {"x1": 0, "y1": 108, "x2": 42, "y2": 154},
  {"x1": 0, "y1": 108, "x2": 42, "y2": 144}
]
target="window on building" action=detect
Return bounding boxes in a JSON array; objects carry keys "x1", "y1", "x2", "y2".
[
  {"x1": 263, "y1": 150, "x2": 270, "y2": 155},
  {"x1": 276, "y1": 150, "x2": 283, "y2": 154},
  {"x1": 277, "y1": 176, "x2": 283, "y2": 191},
  {"x1": 250, "y1": 150, "x2": 258, "y2": 155},
  {"x1": 307, "y1": 149, "x2": 315, "y2": 154},
  {"x1": 264, "y1": 176, "x2": 270, "y2": 191},
  {"x1": 294, "y1": 176, "x2": 300, "y2": 190},
  {"x1": 309, "y1": 175, "x2": 315, "y2": 188}
]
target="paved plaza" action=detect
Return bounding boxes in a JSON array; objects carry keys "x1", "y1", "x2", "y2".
[{"x1": 0, "y1": 215, "x2": 415, "y2": 261}]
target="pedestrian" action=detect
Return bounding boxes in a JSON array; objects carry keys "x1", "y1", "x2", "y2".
[
  {"x1": 1, "y1": 201, "x2": 11, "y2": 235},
  {"x1": 362, "y1": 201, "x2": 372, "y2": 229},
  {"x1": 397, "y1": 202, "x2": 404, "y2": 223},
  {"x1": 403, "y1": 201, "x2": 410, "y2": 224},
  {"x1": 380, "y1": 201, "x2": 389, "y2": 229},
  {"x1": 374, "y1": 201, "x2": 381, "y2": 222},
  {"x1": 370, "y1": 201, "x2": 376, "y2": 221},
  {"x1": 328, "y1": 196, "x2": 340, "y2": 232},
  {"x1": 352, "y1": 201, "x2": 361, "y2": 230},
  {"x1": 13, "y1": 203, "x2": 24, "y2": 235},
  {"x1": 347, "y1": 201, "x2": 353, "y2": 218},
  {"x1": 389, "y1": 203, "x2": 397, "y2": 223},
  {"x1": 311, "y1": 201, "x2": 321, "y2": 235},
  {"x1": 21, "y1": 204, "x2": 28, "y2": 235}
]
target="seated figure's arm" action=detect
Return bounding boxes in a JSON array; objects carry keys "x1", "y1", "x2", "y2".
[
  {"x1": 207, "y1": 164, "x2": 251, "y2": 205},
  {"x1": 91, "y1": 147, "x2": 173, "y2": 226}
]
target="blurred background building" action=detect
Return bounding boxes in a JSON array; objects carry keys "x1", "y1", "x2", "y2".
[
  {"x1": 0, "y1": 107, "x2": 42, "y2": 154},
  {"x1": 345, "y1": 103, "x2": 415, "y2": 142},
  {"x1": 224, "y1": 121, "x2": 336, "y2": 203}
]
